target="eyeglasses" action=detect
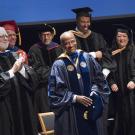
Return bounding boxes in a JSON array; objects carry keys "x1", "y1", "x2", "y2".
[
  {"x1": 63, "y1": 39, "x2": 76, "y2": 46},
  {"x1": 0, "y1": 35, "x2": 8, "y2": 39},
  {"x1": 8, "y1": 33, "x2": 17, "y2": 37},
  {"x1": 41, "y1": 32, "x2": 52, "y2": 37}
]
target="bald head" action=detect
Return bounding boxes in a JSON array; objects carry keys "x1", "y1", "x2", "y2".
[
  {"x1": 60, "y1": 31, "x2": 77, "y2": 53},
  {"x1": 60, "y1": 31, "x2": 75, "y2": 45}
]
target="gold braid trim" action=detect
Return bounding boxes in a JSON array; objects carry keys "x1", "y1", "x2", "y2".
[
  {"x1": 69, "y1": 30, "x2": 91, "y2": 38},
  {"x1": 58, "y1": 49, "x2": 82, "y2": 59},
  {"x1": 112, "y1": 47, "x2": 126, "y2": 56}
]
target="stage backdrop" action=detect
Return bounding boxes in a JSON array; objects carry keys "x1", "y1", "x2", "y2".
[{"x1": 1, "y1": 0, "x2": 135, "y2": 23}]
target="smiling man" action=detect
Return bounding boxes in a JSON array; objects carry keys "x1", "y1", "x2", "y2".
[
  {"x1": 48, "y1": 31, "x2": 109, "y2": 135},
  {"x1": 71, "y1": 7, "x2": 116, "y2": 78},
  {"x1": 28, "y1": 24, "x2": 62, "y2": 121}
]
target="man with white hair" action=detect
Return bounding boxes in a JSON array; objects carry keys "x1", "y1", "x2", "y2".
[
  {"x1": 0, "y1": 27, "x2": 9, "y2": 51},
  {"x1": 0, "y1": 27, "x2": 38, "y2": 135},
  {"x1": 0, "y1": 20, "x2": 28, "y2": 64}
]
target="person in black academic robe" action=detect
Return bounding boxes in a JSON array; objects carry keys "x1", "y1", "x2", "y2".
[
  {"x1": 107, "y1": 24, "x2": 135, "y2": 135},
  {"x1": 28, "y1": 24, "x2": 63, "y2": 114},
  {"x1": 71, "y1": 7, "x2": 116, "y2": 77},
  {"x1": 0, "y1": 20, "x2": 28, "y2": 64},
  {"x1": 71, "y1": 7, "x2": 116, "y2": 135},
  {"x1": 48, "y1": 31, "x2": 109, "y2": 135},
  {"x1": 0, "y1": 27, "x2": 38, "y2": 135},
  {"x1": 0, "y1": 65, "x2": 12, "y2": 135}
]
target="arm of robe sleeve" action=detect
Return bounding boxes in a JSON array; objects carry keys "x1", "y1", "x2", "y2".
[
  {"x1": 98, "y1": 35, "x2": 117, "y2": 72},
  {"x1": 0, "y1": 71, "x2": 12, "y2": 98},
  {"x1": 107, "y1": 72, "x2": 117, "y2": 86},
  {"x1": 54, "y1": 45, "x2": 63, "y2": 56},
  {"x1": 89, "y1": 56, "x2": 110, "y2": 104},
  {"x1": 48, "y1": 63, "x2": 74, "y2": 109},
  {"x1": 90, "y1": 56, "x2": 105, "y2": 93},
  {"x1": 130, "y1": 46, "x2": 135, "y2": 83},
  {"x1": 28, "y1": 50, "x2": 50, "y2": 84},
  {"x1": 24, "y1": 64, "x2": 40, "y2": 91}
]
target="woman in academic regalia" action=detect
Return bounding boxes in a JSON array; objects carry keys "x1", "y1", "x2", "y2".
[{"x1": 107, "y1": 24, "x2": 135, "y2": 135}]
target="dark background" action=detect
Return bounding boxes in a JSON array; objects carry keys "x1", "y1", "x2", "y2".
[{"x1": 18, "y1": 15, "x2": 135, "y2": 53}]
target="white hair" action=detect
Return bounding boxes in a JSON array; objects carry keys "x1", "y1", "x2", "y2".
[
  {"x1": 0, "y1": 27, "x2": 8, "y2": 36},
  {"x1": 60, "y1": 31, "x2": 75, "y2": 45},
  {"x1": 0, "y1": 27, "x2": 9, "y2": 51}
]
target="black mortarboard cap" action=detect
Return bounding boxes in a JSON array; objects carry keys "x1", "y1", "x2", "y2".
[
  {"x1": 38, "y1": 24, "x2": 56, "y2": 35},
  {"x1": 113, "y1": 24, "x2": 134, "y2": 45},
  {"x1": 72, "y1": 7, "x2": 93, "y2": 18},
  {"x1": 113, "y1": 24, "x2": 131, "y2": 35}
]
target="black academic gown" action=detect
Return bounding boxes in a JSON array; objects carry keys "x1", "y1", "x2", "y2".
[
  {"x1": 0, "y1": 52, "x2": 38, "y2": 135},
  {"x1": 107, "y1": 44, "x2": 135, "y2": 135},
  {"x1": 28, "y1": 42, "x2": 63, "y2": 113},
  {"x1": 75, "y1": 31, "x2": 116, "y2": 71},
  {"x1": 0, "y1": 68, "x2": 12, "y2": 135}
]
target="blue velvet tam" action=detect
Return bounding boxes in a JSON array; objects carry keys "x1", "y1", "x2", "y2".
[{"x1": 83, "y1": 93, "x2": 103, "y2": 122}]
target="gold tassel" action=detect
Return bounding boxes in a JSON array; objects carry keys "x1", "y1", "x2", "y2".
[
  {"x1": 18, "y1": 27, "x2": 21, "y2": 46},
  {"x1": 112, "y1": 47, "x2": 126, "y2": 56}
]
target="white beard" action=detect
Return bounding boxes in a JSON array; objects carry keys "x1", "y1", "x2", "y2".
[{"x1": 44, "y1": 41, "x2": 51, "y2": 45}]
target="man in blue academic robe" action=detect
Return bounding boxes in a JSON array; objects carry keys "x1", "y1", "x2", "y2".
[{"x1": 48, "y1": 31, "x2": 109, "y2": 135}]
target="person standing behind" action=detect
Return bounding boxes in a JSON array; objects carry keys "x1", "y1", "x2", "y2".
[
  {"x1": 0, "y1": 20, "x2": 28, "y2": 64},
  {"x1": 107, "y1": 24, "x2": 135, "y2": 135},
  {"x1": 71, "y1": 7, "x2": 116, "y2": 78},
  {"x1": 0, "y1": 27, "x2": 38, "y2": 135},
  {"x1": 48, "y1": 31, "x2": 108, "y2": 135},
  {"x1": 28, "y1": 24, "x2": 63, "y2": 113},
  {"x1": 71, "y1": 7, "x2": 115, "y2": 135}
]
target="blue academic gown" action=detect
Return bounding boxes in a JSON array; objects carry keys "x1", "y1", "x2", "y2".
[
  {"x1": 49, "y1": 50, "x2": 108, "y2": 135},
  {"x1": 7, "y1": 46, "x2": 19, "y2": 52}
]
